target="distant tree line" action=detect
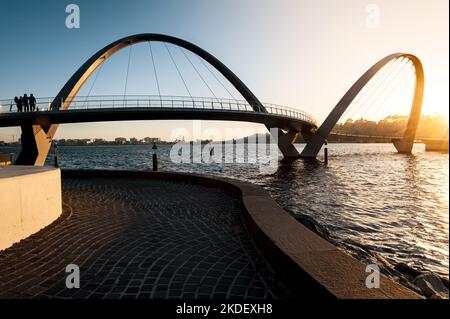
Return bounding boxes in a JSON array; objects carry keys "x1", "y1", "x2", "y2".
[
  {"x1": 1, "y1": 114, "x2": 448, "y2": 146},
  {"x1": 325, "y1": 114, "x2": 449, "y2": 143}
]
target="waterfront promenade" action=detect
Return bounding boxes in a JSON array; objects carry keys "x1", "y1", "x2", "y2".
[
  {"x1": 0, "y1": 176, "x2": 289, "y2": 299},
  {"x1": 0, "y1": 170, "x2": 423, "y2": 299}
]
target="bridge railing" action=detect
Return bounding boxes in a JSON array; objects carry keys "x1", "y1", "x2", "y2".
[
  {"x1": 331, "y1": 130, "x2": 449, "y2": 141},
  {"x1": 330, "y1": 129, "x2": 402, "y2": 139},
  {"x1": 0, "y1": 95, "x2": 317, "y2": 126}
]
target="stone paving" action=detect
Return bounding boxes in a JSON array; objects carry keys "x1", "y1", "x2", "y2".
[{"x1": 0, "y1": 177, "x2": 291, "y2": 299}]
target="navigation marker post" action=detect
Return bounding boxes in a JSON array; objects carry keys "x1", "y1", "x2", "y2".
[{"x1": 152, "y1": 143, "x2": 158, "y2": 171}]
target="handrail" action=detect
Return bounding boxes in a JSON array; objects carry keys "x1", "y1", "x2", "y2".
[
  {"x1": 0, "y1": 95, "x2": 317, "y2": 125},
  {"x1": 331, "y1": 131, "x2": 449, "y2": 141},
  {"x1": 330, "y1": 130, "x2": 402, "y2": 139}
]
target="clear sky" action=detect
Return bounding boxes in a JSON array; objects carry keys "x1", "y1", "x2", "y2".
[{"x1": 0, "y1": 0, "x2": 448, "y2": 141}]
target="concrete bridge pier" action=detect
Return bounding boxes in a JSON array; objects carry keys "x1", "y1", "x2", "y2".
[
  {"x1": 270, "y1": 126, "x2": 318, "y2": 158},
  {"x1": 392, "y1": 138, "x2": 414, "y2": 153},
  {"x1": 14, "y1": 124, "x2": 52, "y2": 166},
  {"x1": 276, "y1": 128, "x2": 301, "y2": 158}
]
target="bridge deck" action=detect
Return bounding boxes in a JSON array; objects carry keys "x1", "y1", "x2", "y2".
[
  {"x1": 0, "y1": 96, "x2": 317, "y2": 131},
  {"x1": 0, "y1": 107, "x2": 313, "y2": 132}
]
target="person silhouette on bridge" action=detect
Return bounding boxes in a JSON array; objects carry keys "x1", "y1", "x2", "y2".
[
  {"x1": 17, "y1": 96, "x2": 24, "y2": 112},
  {"x1": 29, "y1": 94, "x2": 36, "y2": 111},
  {"x1": 23, "y1": 94, "x2": 29, "y2": 112},
  {"x1": 14, "y1": 96, "x2": 21, "y2": 112}
]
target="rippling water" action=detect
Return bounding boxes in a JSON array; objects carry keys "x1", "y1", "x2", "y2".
[{"x1": 1, "y1": 143, "x2": 448, "y2": 277}]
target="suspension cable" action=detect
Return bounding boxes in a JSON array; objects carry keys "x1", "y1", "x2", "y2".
[
  {"x1": 336, "y1": 59, "x2": 401, "y2": 133},
  {"x1": 164, "y1": 42, "x2": 193, "y2": 100},
  {"x1": 179, "y1": 47, "x2": 219, "y2": 101},
  {"x1": 197, "y1": 56, "x2": 237, "y2": 101},
  {"x1": 83, "y1": 57, "x2": 105, "y2": 108},
  {"x1": 123, "y1": 42, "x2": 132, "y2": 106},
  {"x1": 368, "y1": 61, "x2": 415, "y2": 121},
  {"x1": 340, "y1": 59, "x2": 395, "y2": 121},
  {"x1": 360, "y1": 58, "x2": 410, "y2": 121},
  {"x1": 148, "y1": 42, "x2": 162, "y2": 102},
  {"x1": 344, "y1": 58, "x2": 406, "y2": 122}
]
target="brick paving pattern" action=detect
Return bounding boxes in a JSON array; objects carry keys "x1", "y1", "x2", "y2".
[{"x1": 0, "y1": 177, "x2": 290, "y2": 299}]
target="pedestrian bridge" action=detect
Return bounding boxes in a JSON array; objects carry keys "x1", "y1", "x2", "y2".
[
  {"x1": 0, "y1": 95, "x2": 318, "y2": 165},
  {"x1": 0, "y1": 33, "x2": 427, "y2": 165},
  {"x1": 0, "y1": 33, "x2": 322, "y2": 165},
  {"x1": 0, "y1": 95, "x2": 317, "y2": 130}
]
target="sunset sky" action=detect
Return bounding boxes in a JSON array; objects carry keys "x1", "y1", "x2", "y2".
[{"x1": 0, "y1": 0, "x2": 448, "y2": 141}]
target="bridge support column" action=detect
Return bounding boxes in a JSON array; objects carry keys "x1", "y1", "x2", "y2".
[
  {"x1": 392, "y1": 61, "x2": 423, "y2": 154},
  {"x1": 301, "y1": 127, "x2": 316, "y2": 144},
  {"x1": 300, "y1": 132, "x2": 326, "y2": 158},
  {"x1": 276, "y1": 128, "x2": 301, "y2": 158},
  {"x1": 14, "y1": 125, "x2": 53, "y2": 166},
  {"x1": 392, "y1": 138, "x2": 414, "y2": 153}
]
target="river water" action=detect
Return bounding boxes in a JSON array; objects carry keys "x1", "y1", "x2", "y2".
[{"x1": 1, "y1": 143, "x2": 448, "y2": 279}]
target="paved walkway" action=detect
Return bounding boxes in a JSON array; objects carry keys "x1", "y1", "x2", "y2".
[{"x1": 0, "y1": 177, "x2": 290, "y2": 299}]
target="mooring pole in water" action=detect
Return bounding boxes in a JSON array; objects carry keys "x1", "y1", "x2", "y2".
[
  {"x1": 54, "y1": 142, "x2": 59, "y2": 168},
  {"x1": 324, "y1": 140, "x2": 328, "y2": 165},
  {"x1": 152, "y1": 143, "x2": 158, "y2": 171}
]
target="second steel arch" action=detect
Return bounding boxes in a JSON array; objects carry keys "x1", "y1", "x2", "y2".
[{"x1": 300, "y1": 53, "x2": 424, "y2": 158}]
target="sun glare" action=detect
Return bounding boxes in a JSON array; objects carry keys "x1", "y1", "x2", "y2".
[{"x1": 422, "y1": 84, "x2": 449, "y2": 117}]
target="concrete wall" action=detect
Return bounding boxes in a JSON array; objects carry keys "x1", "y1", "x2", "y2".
[{"x1": 0, "y1": 166, "x2": 62, "y2": 250}]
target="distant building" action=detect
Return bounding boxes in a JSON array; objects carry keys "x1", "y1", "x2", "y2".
[
  {"x1": 143, "y1": 137, "x2": 161, "y2": 144},
  {"x1": 129, "y1": 137, "x2": 139, "y2": 144},
  {"x1": 53, "y1": 139, "x2": 90, "y2": 146},
  {"x1": 93, "y1": 138, "x2": 108, "y2": 145},
  {"x1": 115, "y1": 137, "x2": 127, "y2": 145}
]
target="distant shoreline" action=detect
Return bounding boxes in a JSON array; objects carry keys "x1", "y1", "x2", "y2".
[{"x1": 0, "y1": 141, "x2": 440, "y2": 148}]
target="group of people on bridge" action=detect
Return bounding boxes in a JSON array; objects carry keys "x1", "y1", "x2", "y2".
[{"x1": 12, "y1": 94, "x2": 37, "y2": 112}]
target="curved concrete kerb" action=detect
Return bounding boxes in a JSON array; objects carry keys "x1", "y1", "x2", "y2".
[{"x1": 61, "y1": 170, "x2": 422, "y2": 299}]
